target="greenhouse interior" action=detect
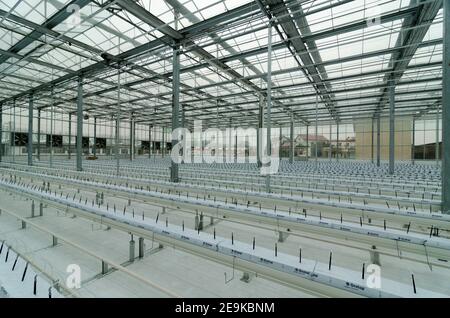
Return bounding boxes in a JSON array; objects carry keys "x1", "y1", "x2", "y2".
[{"x1": 0, "y1": 0, "x2": 449, "y2": 299}]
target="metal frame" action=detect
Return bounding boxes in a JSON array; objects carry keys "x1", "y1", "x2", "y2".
[{"x1": 0, "y1": 0, "x2": 445, "y2": 203}]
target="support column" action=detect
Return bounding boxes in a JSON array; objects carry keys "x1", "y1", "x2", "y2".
[
  {"x1": 265, "y1": 22, "x2": 273, "y2": 193},
  {"x1": 162, "y1": 126, "x2": 165, "y2": 158},
  {"x1": 129, "y1": 115, "x2": 134, "y2": 161},
  {"x1": 336, "y1": 121, "x2": 339, "y2": 162},
  {"x1": 138, "y1": 237, "x2": 145, "y2": 259},
  {"x1": 50, "y1": 88, "x2": 54, "y2": 168},
  {"x1": 28, "y1": 95, "x2": 33, "y2": 166},
  {"x1": 101, "y1": 261, "x2": 108, "y2": 275},
  {"x1": 235, "y1": 131, "x2": 238, "y2": 161},
  {"x1": 93, "y1": 116, "x2": 97, "y2": 157},
  {"x1": 116, "y1": 62, "x2": 121, "y2": 176},
  {"x1": 228, "y1": 118, "x2": 233, "y2": 162},
  {"x1": 289, "y1": 115, "x2": 294, "y2": 164},
  {"x1": 389, "y1": 79, "x2": 395, "y2": 175},
  {"x1": 12, "y1": 100, "x2": 15, "y2": 163},
  {"x1": 149, "y1": 125, "x2": 152, "y2": 158},
  {"x1": 68, "y1": 113, "x2": 71, "y2": 160},
  {"x1": 257, "y1": 94, "x2": 264, "y2": 167},
  {"x1": 412, "y1": 117, "x2": 415, "y2": 165},
  {"x1": 371, "y1": 118, "x2": 374, "y2": 163},
  {"x1": 181, "y1": 105, "x2": 185, "y2": 129},
  {"x1": 279, "y1": 127, "x2": 282, "y2": 159},
  {"x1": 377, "y1": 115, "x2": 381, "y2": 167},
  {"x1": 181, "y1": 105, "x2": 186, "y2": 164},
  {"x1": 37, "y1": 109, "x2": 41, "y2": 161},
  {"x1": 116, "y1": 117, "x2": 120, "y2": 174},
  {"x1": 329, "y1": 122, "x2": 332, "y2": 161},
  {"x1": 370, "y1": 246, "x2": 381, "y2": 266},
  {"x1": 306, "y1": 125, "x2": 309, "y2": 160},
  {"x1": 436, "y1": 105, "x2": 440, "y2": 165},
  {"x1": 315, "y1": 94, "x2": 318, "y2": 169},
  {"x1": 76, "y1": 76, "x2": 83, "y2": 172},
  {"x1": 443, "y1": 0, "x2": 450, "y2": 213},
  {"x1": 129, "y1": 237, "x2": 135, "y2": 263},
  {"x1": 171, "y1": 41, "x2": 180, "y2": 182},
  {"x1": 0, "y1": 103, "x2": 2, "y2": 163}
]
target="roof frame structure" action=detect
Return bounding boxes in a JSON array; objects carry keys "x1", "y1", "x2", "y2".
[
  {"x1": 373, "y1": 0, "x2": 443, "y2": 118},
  {"x1": 0, "y1": 0, "x2": 443, "y2": 127}
]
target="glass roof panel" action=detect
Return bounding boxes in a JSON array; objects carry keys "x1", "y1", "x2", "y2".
[{"x1": 0, "y1": 0, "x2": 443, "y2": 123}]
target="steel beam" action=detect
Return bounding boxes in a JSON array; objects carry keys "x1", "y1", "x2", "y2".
[
  {"x1": 0, "y1": 9, "x2": 102, "y2": 61},
  {"x1": 377, "y1": 116, "x2": 381, "y2": 167},
  {"x1": 116, "y1": 0, "x2": 301, "y2": 125},
  {"x1": 115, "y1": 117, "x2": 120, "y2": 174},
  {"x1": 93, "y1": 117, "x2": 97, "y2": 157},
  {"x1": 3, "y1": 47, "x2": 440, "y2": 126},
  {"x1": 0, "y1": 0, "x2": 92, "y2": 67},
  {"x1": 0, "y1": 104, "x2": 2, "y2": 162},
  {"x1": 76, "y1": 77, "x2": 83, "y2": 172},
  {"x1": 116, "y1": 0, "x2": 182, "y2": 40},
  {"x1": 166, "y1": 0, "x2": 264, "y2": 92},
  {"x1": 116, "y1": 63, "x2": 121, "y2": 176},
  {"x1": 181, "y1": 105, "x2": 186, "y2": 165},
  {"x1": 436, "y1": 105, "x2": 440, "y2": 165},
  {"x1": 315, "y1": 95, "x2": 318, "y2": 170},
  {"x1": 227, "y1": 118, "x2": 232, "y2": 162},
  {"x1": 129, "y1": 115, "x2": 134, "y2": 161},
  {"x1": 279, "y1": 126, "x2": 282, "y2": 159},
  {"x1": 12, "y1": 101, "x2": 15, "y2": 163},
  {"x1": 33, "y1": 43, "x2": 441, "y2": 117},
  {"x1": 412, "y1": 117, "x2": 415, "y2": 165},
  {"x1": 171, "y1": 41, "x2": 180, "y2": 183},
  {"x1": 306, "y1": 6, "x2": 418, "y2": 44},
  {"x1": 306, "y1": 125, "x2": 309, "y2": 161},
  {"x1": 372, "y1": 0, "x2": 442, "y2": 118},
  {"x1": 144, "y1": 75, "x2": 440, "y2": 114},
  {"x1": 235, "y1": 130, "x2": 238, "y2": 162},
  {"x1": 49, "y1": 89, "x2": 54, "y2": 168},
  {"x1": 371, "y1": 118, "x2": 374, "y2": 164},
  {"x1": 336, "y1": 121, "x2": 339, "y2": 162},
  {"x1": 28, "y1": 94, "x2": 33, "y2": 166},
  {"x1": 162, "y1": 126, "x2": 165, "y2": 158},
  {"x1": 0, "y1": 44, "x2": 68, "y2": 71},
  {"x1": 262, "y1": 0, "x2": 337, "y2": 120},
  {"x1": 327, "y1": 122, "x2": 331, "y2": 161},
  {"x1": 0, "y1": 1, "x2": 438, "y2": 124},
  {"x1": 181, "y1": 2, "x2": 257, "y2": 38},
  {"x1": 181, "y1": 105, "x2": 185, "y2": 128},
  {"x1": 290, "y1": 115, "x2": 294, "y2": 164},
  {"x1": 265, "y1": 23, "x2": 273, "y2": 193},
  {"x1": 443, "y1": 0, "x2": 450, "y2": 214},
  {"x1": 37, "y1": 109, "x2": 41, "y2": 161},
  {"x1": 149, "y1": 125, "x2": 152, "y2": 158},
  {"x1": 389, "y1": 81, "x2": 395, "y2": 175},
  {"x1": 68, "y1": 113, "x2": 71, "y2": 160}
]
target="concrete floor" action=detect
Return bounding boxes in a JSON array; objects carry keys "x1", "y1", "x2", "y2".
[
  {"x1": 0, "y1": 188, "x2": 314, "y2": 298},
  {"x1": 0, "y1": 162, "x2": 449, "y2": 298}
]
